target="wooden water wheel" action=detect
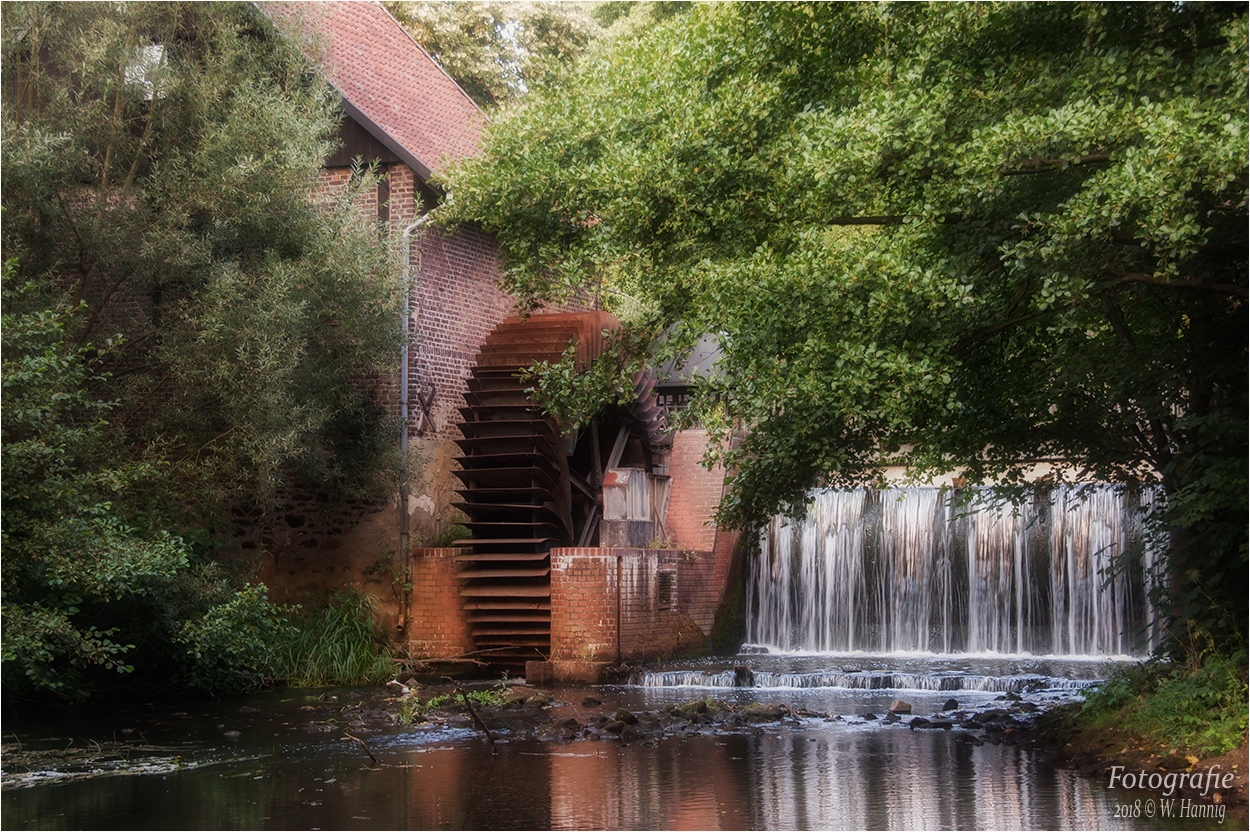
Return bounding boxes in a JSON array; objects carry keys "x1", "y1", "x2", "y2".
[{"x1": 452, "y1": 312, "x2": 667, "y2": 671}]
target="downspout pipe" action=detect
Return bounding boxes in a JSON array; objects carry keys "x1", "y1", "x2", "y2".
[{"x1": 397, "y1": 208, "x2": 431, "y2": 631}]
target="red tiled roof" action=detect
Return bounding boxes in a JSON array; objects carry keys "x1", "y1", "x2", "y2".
[{"x1": 259, "y1": 1, "x2": 485, "y2": 180}]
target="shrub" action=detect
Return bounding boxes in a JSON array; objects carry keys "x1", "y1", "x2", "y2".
[
  {"x1": 176, "y1": 584, "x2": 296, "y2": 695},
  {"x1": 1079, "y1": 639, "x2": 1248, "y2": 757}
]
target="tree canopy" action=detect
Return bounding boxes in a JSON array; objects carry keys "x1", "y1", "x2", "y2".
[
  {"x1": 441, "y1": 2, "x2": 1248, "y2": 647},
  {"x1": 384, "y1": 1, "x2": 601, "y2": 107},
  {"x1": 384, "y1": 1, "x2": 694, "y2": 108},
  {"x1": 2, "y1": 1, "x2": 404, "y2": 699}
]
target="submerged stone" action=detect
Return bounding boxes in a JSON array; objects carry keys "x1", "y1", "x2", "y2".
[
  {"x1": 743, "y1": 703, "x2": 789, "y2": 722},
  {"x1": 613, "y1": 708, "x2": 639, "y2": 725}
]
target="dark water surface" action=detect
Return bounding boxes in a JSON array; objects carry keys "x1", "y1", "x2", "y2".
[{"x1": 1, "y1": 665, "x2": 1233, "y2": 831}]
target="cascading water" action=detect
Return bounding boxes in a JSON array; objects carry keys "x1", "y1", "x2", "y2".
[{"x1": 748, "y1": 485, "x2": 1161, "y2": 658}]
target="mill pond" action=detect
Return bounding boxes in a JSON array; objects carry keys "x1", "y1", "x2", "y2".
[{"x1": 1, "y1": 651, "x2": 1239, "y2": 830}]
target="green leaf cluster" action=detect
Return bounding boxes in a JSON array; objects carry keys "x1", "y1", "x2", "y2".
[
  {"x1": 1, "y1": 2, "x2": 406, "y2": 700},
  {"x1": 442, "y1": 2, "x2": 1247, "y2": 648},
  {"x1": 2, "y1": 264, "x2": 193, "y2": 698},
  {"x1": 384, "y1": 1, "x2": 603, "y2": 108},
  {"x1": 175, "y1": 583, "x2": 296, "y2": 696}
]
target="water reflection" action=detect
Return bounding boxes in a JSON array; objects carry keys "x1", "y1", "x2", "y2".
[{"x1": 4, "y1": 721, "x2": 1219, "y2": 830}]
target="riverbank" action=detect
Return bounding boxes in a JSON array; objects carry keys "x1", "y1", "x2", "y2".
[
  {"x1": 1037, "y1": 705, "x2": 1247, "y2": 804},
  {"x1": 1028, "y1": 649, "x2": 1248, "y2": 810}
]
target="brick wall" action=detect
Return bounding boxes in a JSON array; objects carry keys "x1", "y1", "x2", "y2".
[
  {"x1": 663, "y1": 429, "x2": 728, "y2": 551},
  {"x1": 549, "y1": 544, "x2": 739, "y2": 663},
  {"x1": 407, "y1": 547, "x2": 473, "y2": 658},
  {"x1": 408, "y1": 223, "x2": 516, "y2": 441}
]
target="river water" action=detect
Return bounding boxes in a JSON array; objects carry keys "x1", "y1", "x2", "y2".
[
  {"x1": 5, "y1": 487, "x2": 1225, "y2": 830},
  {"x1": 1, "y1": 652, "x2": 1232, "y2": 830}
]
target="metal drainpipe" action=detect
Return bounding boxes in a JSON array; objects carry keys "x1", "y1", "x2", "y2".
[{"x1": 396, "y1": 209, "x2": 431, "y2": 631}]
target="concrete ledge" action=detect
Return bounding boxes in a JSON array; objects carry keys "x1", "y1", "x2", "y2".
[{"x1": 525, "y1": 660, "x2": 611, "y2": 686}]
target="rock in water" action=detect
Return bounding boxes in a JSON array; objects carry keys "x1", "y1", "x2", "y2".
[
  {"x1": 743, "y1": 702, "x2": 790, "y2": 722},
  {"x1": 889, "y1": 699, "x2": 912, "y2": 714},
  {"x1": 942, "y1": 698, "x2": 959, "y2": 712}
]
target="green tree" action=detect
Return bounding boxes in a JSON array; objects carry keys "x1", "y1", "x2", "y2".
[
  {"x1": 1, "y1": 263, "x2": 192, "y2": 698},
  {"x1": 442, "y1": 2, "x2": 1247, "y2": 651},
  {"x1": 2, "y1": 1, "x2": 404, "y2": 698},
  {"x1": 384, "y1": 1, "x2": 602, "y2": 107}
]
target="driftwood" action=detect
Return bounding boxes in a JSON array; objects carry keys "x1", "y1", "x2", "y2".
[
  {"x1": 444, "y1": 676, "x2": 497, "y2": 753},
  {"x1": 341, "y1": 732, "x2": 378, "y2": 766},
  {"x1": 398, "y1": 645, "x2": 530, "y2": 668}
]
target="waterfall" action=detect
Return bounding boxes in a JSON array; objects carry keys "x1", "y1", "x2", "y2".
[{"x1": 748, "y1": 485, "x2": 1161, "y2": 658}]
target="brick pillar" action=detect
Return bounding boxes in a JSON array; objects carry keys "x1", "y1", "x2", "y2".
[{"x1": 407, "y1": 547, "x2": 472, "y2": 657}]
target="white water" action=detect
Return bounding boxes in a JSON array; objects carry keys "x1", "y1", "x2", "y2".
[
  {"x1": 748, "y1": 486, "x2": 1161, "y2": 658},
  {"x1": 638, "y1": 668, "x2": 1096, "y2": 693}
]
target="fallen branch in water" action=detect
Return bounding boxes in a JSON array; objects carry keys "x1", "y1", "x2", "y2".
[
  {"x1": 341, "y1": 732, "x2": 378, "y2": 766},
  {"x1": 445, "y1": 677, "x2": 497, "y2": 753}
]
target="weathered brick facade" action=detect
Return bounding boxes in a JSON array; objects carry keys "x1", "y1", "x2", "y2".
[
  {"x1": 260, "y1": 2, "x2": 744, "y2": 666},
  {"x1": 407, "y1": 548, "x2": 473, "y2": 657},
  {"x1": 407, "y1": 224, "x2": 516, "y2": 442},
  {"x1": 663, "y1": 429, "x2": 727, "y2": 551},
  {"x1": 547, "y1": 541, "x2": 740, "y2": 664}
]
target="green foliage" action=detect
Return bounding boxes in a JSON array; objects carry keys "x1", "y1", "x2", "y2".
[
  {"x1": 443, "y1": 2, "x2": 1248, "y2": 646},
  {"x1": 424, "y1": 523, "x2": 472, "y2": 548},
  {"x1": 280, "y1": 590, "x2": 396, "y2": 688},
  {"x1": 520, "y1": 323, "x2": 654, "y2": 429},
  {"x1": 2, "y1": 1, "x2": 404, "y2": 523},
  {"x1": 393, "y1": 676, "x2": 509, "y2": 726},
  {"x1": 1080, "y1": 640, "x2": 1248, "y2": 757},
  {"x1": 176, "y1": 584, "x2": 296, "y2": 695},
  {"x1": 1, "y1": 263, "x2": 193, "y2": 699},
  {"x1": 384, "y1": 1, "x2": 602, "y2": 107},
  {"x1": 1, "y1": 2, "x2": 406, "y2": 701}
]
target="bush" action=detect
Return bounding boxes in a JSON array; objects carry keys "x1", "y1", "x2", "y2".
[
  {"x1": 1080, "y1": 640, "x2": 1248, "y2": 757},
  {"x1": 176, "y1": 584, "x2": 296, "y2": 695}
]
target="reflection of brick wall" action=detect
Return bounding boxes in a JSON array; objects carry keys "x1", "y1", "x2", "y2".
[
  {"x1": 549, "y1": 543, "x2": 739, "y2": 663},
  {"x1": 407, "y1": 547, "x2": 472, "y2": 657}
]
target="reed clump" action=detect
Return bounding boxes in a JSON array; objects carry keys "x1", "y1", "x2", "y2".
[{"x1": 280, "y1": 589, "x2": 396, "y2": 688}]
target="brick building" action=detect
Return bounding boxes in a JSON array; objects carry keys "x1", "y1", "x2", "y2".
[
  {"x1": 261, "y1": 2, "x2": 742, "y2": 672},
  {"x1": 254, "y1": 2, "x2": 516, "y2": 617}
]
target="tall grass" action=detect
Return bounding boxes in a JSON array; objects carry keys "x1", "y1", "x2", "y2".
[{"x1": 280, "y1": 589, "x2": 396, "y2": 687}]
